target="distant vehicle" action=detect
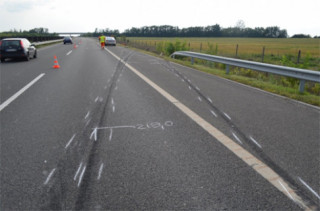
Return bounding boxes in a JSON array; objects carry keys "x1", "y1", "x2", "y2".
[
  {"x1": 0, "y1": 38, "x2": 37, "y2": 62},
  {"x1": 63, "y1": 36, "x2": 73, "y2": 44},
  {"x1": 105, "y1": 37, "x2": 116, "y2": 46}
]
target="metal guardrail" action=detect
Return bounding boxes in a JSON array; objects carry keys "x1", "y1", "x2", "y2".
[
  {"x1": 171, "y1": 51, "x2": 320, "y2": 93},
  {"x1": 32, "y1": 39, "x2": 63, "y2": 46}
]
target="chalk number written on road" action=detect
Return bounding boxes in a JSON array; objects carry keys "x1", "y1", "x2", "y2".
[{"x1": 136, "y1": 121, "x2": 173, "y2": 130}]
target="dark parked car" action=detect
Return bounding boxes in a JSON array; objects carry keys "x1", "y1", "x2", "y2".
[
  {"x1": 0, "y1": 38, "x2": 37, "y2": 62},
  {"x1": 63, "y1": 36, "x2": 73, "y2": 44}
]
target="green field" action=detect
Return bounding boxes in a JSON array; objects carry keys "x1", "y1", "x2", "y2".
[
  {"x1": 125, "y1": 37, "x2": 320, "y2": 70},
  {"x1": 120, "y1": 37, "x2": 320, "y2": 106}
]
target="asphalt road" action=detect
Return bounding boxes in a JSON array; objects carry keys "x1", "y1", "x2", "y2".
[{"x1": 0, "y1": 37, "x2": 319, "y2": 210}]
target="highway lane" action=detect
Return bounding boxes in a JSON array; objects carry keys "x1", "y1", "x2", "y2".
[{"x1": 0, "y1": 37, "x2": 318, "y2": 210}]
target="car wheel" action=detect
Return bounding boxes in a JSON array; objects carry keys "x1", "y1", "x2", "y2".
[
  {"x1": 25, "y1": 53, "x2": 30, "y2": 61},
  {"x1": 33, "y1": 50, "x2": 37, "y2": 58}
]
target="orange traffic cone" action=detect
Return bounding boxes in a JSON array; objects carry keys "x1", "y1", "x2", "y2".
[
  {"x1": 53, "y1": 55, "x2": 60, "y2": 69},
  {"x1": 73, "y1": 44, "x2": 77, "y2": 49}
]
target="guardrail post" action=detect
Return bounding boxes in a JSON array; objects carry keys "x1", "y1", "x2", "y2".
[
  {"x1": 191, "y1": 57, "x2": 194, "y2": 65},
  {"x1": 299, "y1": 80, "x2": 305, "y2": 93},
  {"x1": 226, "y1": 64, "x2": 230, "y2": 74}
]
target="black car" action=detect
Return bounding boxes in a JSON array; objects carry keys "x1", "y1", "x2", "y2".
[
  {"x1": 63, "y1": 36, "x2": 73, "y2": 44},
  {"x1": 0, "y1": 38, "x2": 37, "y2": 62}
]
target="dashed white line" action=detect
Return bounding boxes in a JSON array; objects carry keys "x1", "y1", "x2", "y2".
[
  {"x1": 66, "y1": 50, "x2": 72, "y2": 56},
  {"x1": 74, "y1": 162, "x2": 83, "y2": 181},
  {"x1": 78, "y1": 165, "x2": 86, "y2": 187},
  {"x1": 65, "y1": 134, "x2": 76, "y2": 149},
  {"x1": 298, "y1": 177, "x2": 320, "y2": 200},
  {"x1": 0, "y1": 73, "x2": 45, "y2": 112},
  {"x1": 188, "y1": 86, "x2": 192, "y2": 90},
  {"x1": 109, "y1": 128, "x2": 113, "y2": 141},
  {"x1": 112, "y1": 105, "x2": 115, "y2": 113},
  {"x1": 232, "y1": 132, "x2": 243, "y2": 144},
  {"x1": 44, "y1": 168, "x2": 56, "y2": 185},
  {"x1": 198, "y1": 96, "x2": 202, "y2": 102},
  {"x1": 223, "y1": 112, "x2": 231, "y2": 120},
  {"x1": 111, "y1": 98, "x2": 114, "y2": 105},
  {"x1": 95, "y1": 97, "x2": 99, "y2": 102},
  {"x1": 195, "y1": 86, "x2": 200, "y2": 91},
  {"x1": 97, "y1": 163, "x2": 104, "y2": 180},
  {"x1": 210, "y1": 110, "x2": 218, "y2": 117},
  {"x1": 208, "y1": 97, "x2": 213, "y2": 103},
  {"x1": 249, "y1": 136, "x2": 262, "y2": 148},
  {"x1": 84, "y1": 111, "x2": 90, "y2": 119}
]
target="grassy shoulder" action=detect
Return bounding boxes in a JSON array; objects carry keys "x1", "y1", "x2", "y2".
[{"x1": 120, "y1": 44, "x2": 320, "y2": 107}]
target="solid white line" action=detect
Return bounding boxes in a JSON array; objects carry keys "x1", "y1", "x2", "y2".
[
  {"x1": 232, "y1": 132, "x2": 243, "y2": 144},
  {"x1": 0, "y1": 73, "x2": 45, "y2": 112},
  {"x1": 78, "y1": 165, "x2": 86, "y2": 187},
  {"x1": 74, "y1": 162, "x2": 83, "y2": 181},
  {"x1": 279, "y1": 180, "x2": 295, "y2": 202},
  {"x1": 109, "y1": 128, "x2": 113, "y2": 141},
  {"x1": 210, "y1": 110, "x2": 218, "y2": 117},
  {"x1": 298, "y1": 177, "x2": 320, "y2": 200},
  {"x1": 223, "y1": 112, "x2": 231, "y2": 120},
  {"x1": 249, "y1": 136, "x2": 262, "y2": 148},
  {"x1": 66, "y1": 50, "x2": 72, "y2": 56},
  {"x1": 44, "y1": 168, "x2": 56, "y2": 185},
  {"x1": 65, "y1": 134, "x2": 76, "y2": 149},
  {"x1": 97, "y1": 163, "x2": 104, "y2": 180}
]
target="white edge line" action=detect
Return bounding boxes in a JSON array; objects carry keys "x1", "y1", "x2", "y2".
[
  {"x1": 44, "y1": 168, "x2": 56, "y2": 185},
  {"x1": 78, "y1": 165, "x2": 86, "y2": 187},
  {"x1": 298, "y1": 177, "x2": 320, "y2": 200},
  {"x1": 74, "y1": 162, "x2": 83, "y2": 181},
  {"x1": 65, "y1": 134, "x2": 76, "y2": 149},
  {"x1": 0, "y1": 73, "x2": 45, "y2": 112}
]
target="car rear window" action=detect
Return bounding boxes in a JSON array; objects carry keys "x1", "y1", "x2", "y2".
[{"x1": 2, "y1": 40, "x2": 20, "y2": 48}]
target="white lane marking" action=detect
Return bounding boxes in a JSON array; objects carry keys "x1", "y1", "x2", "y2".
[
  {"x1": 104, "y1": 47, "x2": 310, "y2": 209},
  {"x1": 95, "y1": 96, "x2": 99, "y2": 102},
  {"x1": 223, "y1": 112, "x2": 231, "y2": 120},
  {"x1": 112, "y1": 105, "x2": 115, "y2": 113},
  {"x1": 44, "y1": 168, "x2": 56, "y2": 185},
  {"x1": 232, "y1": 132, "x2": 243, "y2": 144},
  {"x1": 210, "y1": 110, "x2": 217, "y2": 117},
  {"x1": 84, "y1": 111, "x2": 90, "y2": 119},
  {"x1": 97, "y1": 163, "x2": 104, "y2": 180},
  {"x1": 85, "y1": 118, "x2": 91, "y2": 127},
  {"x1": 188, "y1": 86, "x2": 192, "y2": 90},
  {"x1": 195, "y1": 86, "x2": 200, "y2": 91},
  {"x1": 208, "y1": 97, "x2": 212, "y2": 103},
  {"x1": 66, "y1": 50, "x2": 72, "y2": 56},
  {"x1": 109, "y1": 128, "x2": 113, "y2": 141},
  {"x1": 0, "y1": 73, "x2": 45, "y2": 112},
  {"x1": 278, "y1": 180, "x2": 295, "y2": 202},
  {"x1": 298, "y1": 177, "x2": 320, "y2": 200},
  {"x1": 65, "y1": 134, "x2": 76, "y2": 149},
  {"x1": 198, "y1": 96, "x2": 202, "y2": 102},
  {"x1": 111, "y1": 98, "x2": 114, "y2": 105},
  {"x1": 78, "y1": 165, "x2": 86, "y2": 187},
  {"x1": 249, "y1": 136, "x2": 262, "y2": 148},
  {"x1": 90, "y1": 127, "x2": 98, "y2": 141},
  {"x1": 74, "y1": 162, "x2": 83, "y2": 181}
]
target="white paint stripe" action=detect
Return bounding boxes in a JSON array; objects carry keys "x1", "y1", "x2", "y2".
[
  {"x1": 104, "y1": 47, "x2": 310, "y2": 209},
  {"x1": 298, "y1": 177, "x2": 320, "y2": 200},
  {"x1": 198, "y1": 96, "x2": 202, "y2": 102},
  {"x1": 84, "y1": 111, "x2": 90, "y2": 119},
  {"x1": 112, "y1": 105, "x2": 115, "y2": 113},
  {"x1": 97, "y1": 163, "x2": 104, "y2": 180},
  {"x1": 278, "y1": 180, "x2": 295, "y2": 201},
  {"x1": 95, "y1": 97, "x2": 99, "y2": 102},
  {"x1": 111, "y1": 98, "x2": 114, "y2": 105},
  {"x1": 232, "y1": 132, "x2": 243, "y2": 144},
  {"x1": 208, "y1": 97, "x2": 213, "y2": 103},
  {"x1": 188, "y1": 86, "x2": 192, "y2": 90},
  {"x1": 210, "y1": 110, "x2": 218, "y2": 117},
  {"x1": 66, "y1": 50, "x2": 72, "y2": 56},
  {"x1": 249, "y1": 136, "x2": 262, "y2": 148},
  {"x1": 109, "y1": 128, "x2": 113, "y2": 141},
  {"x1": 223, "y1": 112, "x2": 231, "y2": 120},
  {"x1": 90, "y1": 127, "x2": 98, "y2": 141},
  {"x1": 0, "y1": 73, "x2": 45, "y2": 112},
  {"x1": 78, "y1": 165, "x2": 86, "y2": 187},
  {"x1": 65, "y1": 134, "x2": 76, "y2": 149},
  {"x1": 74, "y1": 162, "x2": 83, "y2": 181},
  {"x1": 44, "y1": 168, "x2": 56, "y2": 185},
  {"x1": 195, "y1": 86, "x2": 200, "y2": 91}
]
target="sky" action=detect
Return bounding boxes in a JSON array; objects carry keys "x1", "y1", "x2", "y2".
[{"x1": 0, "y1": 0, "x2": 319, "y2": 37}]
